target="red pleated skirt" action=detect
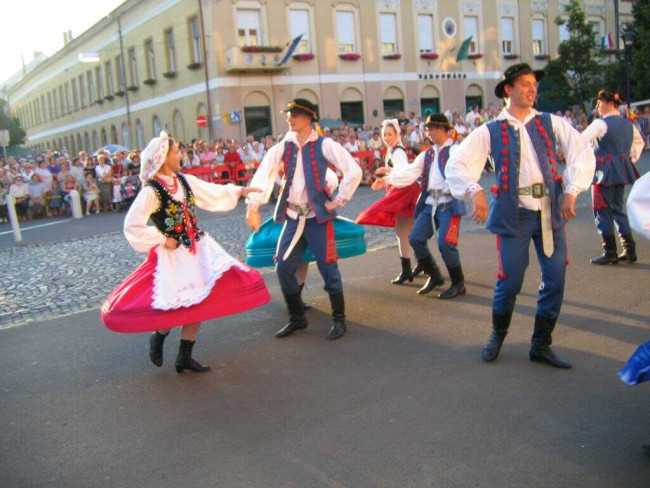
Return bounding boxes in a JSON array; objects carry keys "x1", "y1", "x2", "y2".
[
  {"x1": 101, "y1": 248, "x2": 271, "y2": 333},
  {"x1": 355, "y1": 182, "x2": 420, "y2": 228}
]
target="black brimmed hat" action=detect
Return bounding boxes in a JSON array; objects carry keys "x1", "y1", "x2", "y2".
[
  {"x1": 595, "y1": 90, "x2": 623, "y2": 106},
  {"x1": 283, "y1": 98, "x2": 319, "y2": 121},
  {"x1": 494, "y1": 63, "x2": 545, "y2": 99},
  {"x1": 425, "y1": 113, "x2": 453, "y2": 130}
]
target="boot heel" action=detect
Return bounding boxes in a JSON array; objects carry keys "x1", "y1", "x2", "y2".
[{"x1": 175, "y1": 366, "x2": 183, "y2": 373}]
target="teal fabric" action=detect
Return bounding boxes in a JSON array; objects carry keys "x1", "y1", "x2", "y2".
[{"x1": 245, "y1": 216, "x2": 367, "y2": 268}]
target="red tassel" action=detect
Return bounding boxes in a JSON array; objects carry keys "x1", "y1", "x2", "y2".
[
  {"x1": 490, "y1": 185, "x2": 499, "y2": 194},
  {"x1": 444, "y1": 216, "x2": 461, "y2": 246},
  {"x1": 496, "y1": 235, "x2": 507, "y2": 280}
]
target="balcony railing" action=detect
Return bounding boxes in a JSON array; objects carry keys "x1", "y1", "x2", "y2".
[{"x1": 225, "y1": 46, "x2": 289, "y2": 73}]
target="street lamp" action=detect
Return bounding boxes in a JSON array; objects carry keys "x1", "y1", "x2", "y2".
[{"x1": 620, "y1": 26, "x2": 637, "y2": 107}]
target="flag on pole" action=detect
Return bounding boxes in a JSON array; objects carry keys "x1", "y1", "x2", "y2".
[
  {"x1": 276, "y1": 34, "x2": 304, "y2": 66},
  {"x1": 456, "y1": 36, "x2": 473, "y2": 62}
]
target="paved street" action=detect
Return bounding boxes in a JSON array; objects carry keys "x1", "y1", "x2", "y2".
[{"x1": 1, "y1": 207, "x2": 649, "y2": 487}]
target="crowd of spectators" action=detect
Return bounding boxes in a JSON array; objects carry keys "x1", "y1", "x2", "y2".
[{"x1": 1, "y1": 103, "x2": 648, "y2": 225}]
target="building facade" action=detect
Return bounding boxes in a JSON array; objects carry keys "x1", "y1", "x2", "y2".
[{"x1": 8, "y1": 0, "x2": 635, "y2": 153}]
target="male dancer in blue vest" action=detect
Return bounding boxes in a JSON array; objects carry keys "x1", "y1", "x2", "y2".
[
  {"x1": 446, "y1": 63, "x2": 595, "y2": 368},
  {"x1": 582, "y1": 90, "x2": 645, "y2": 265},
  {"x1": 374, "y1": 114, "x2": 467, "y2": 298},
  {"x1": 246, "y1": 99, "x2": 362, "y2": 339}
]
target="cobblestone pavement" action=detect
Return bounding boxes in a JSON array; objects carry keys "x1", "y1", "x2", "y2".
[{"x1": 0, "y1": 174, "x2": 596, "y2": 329}]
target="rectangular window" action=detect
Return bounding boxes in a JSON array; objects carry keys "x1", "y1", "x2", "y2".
[
  {"x1": 40, "y1": 94, "x2": 47, "y2": 121},
  {"x1": 47, "y1": 92, "x2": 53, "y2": 119},
  {"x1": 337, "y1": 11, "x2": 356, "y2": 53},
  {"x1": 128, "y1": 47, "x2": 138, "y2": 86},
  {"x1": 532, "y1": 19, "x2": 545, "y2": 55},
  {"x1": 501, "y1": 17, "x2": 515, "y2": 54},
  {"x1": 165, "y1": 29, "x2": 176, "y2": 72},
  {"x1": 421, "y1": 97, "x2": 440, "y2": 116},
  {"x1": 418, "y1": 14, "x2": 434, "y2": 53},
  {"x1": 71, "y1": 78, "x2": 79, "y2": 110},
  {"x1": 340, "y1": 101, "x2": 364, "y2": 124},
  {"x1": 64, "y1": 81, "x2": 71, "y2": 113},
  {"x1": 463, "y1": 16, "x2": 479, "y2": 54},
  {"x1": 289, "y1": 9, "x2": 311, "y2": 53},
  {"x1": 237, "y1": 8, "x2": 262, "y2": 46},
  {"x1": 95, "y1": 66, "x2": 104, "y2": 99},
  {"x1": 189, "y1": 16, "x2": 203, "y2": 63},
  {"x1": 87, "y1": 71, "x2": 95, "y2": 104},
  {"x1": 58, "y1": 86, "x2": 64, "y2": 116},
  {"x1": 145, "y1": 39, "x2": 156, "y2": 80},
  {"x1": 105, "y1": 61, "x2": 114, "y2": 96},
  {"x1": 115, "y1": 55, "x2": 126, "y2": 91},
  {"x1": 79, "y1": 74, "x2": 87, "y2": 108},
  {"x1": 380, "y1": 13, "x2": 397, "y2": 54},
  {"x1": 589, "y1": 20, "x2": 602, "y2": 45},
  {"x1": 559, "y1": 21, "x2": 570, "y2": 43}
]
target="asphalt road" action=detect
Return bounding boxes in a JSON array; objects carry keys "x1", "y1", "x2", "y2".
[{"x1": 1, "y1": 209, "x2": 648, "y2": 487}]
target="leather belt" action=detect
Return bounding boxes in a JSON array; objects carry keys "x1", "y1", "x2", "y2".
[{"x1": 518, "y1": 183, "x2": 550, "y2": 198}]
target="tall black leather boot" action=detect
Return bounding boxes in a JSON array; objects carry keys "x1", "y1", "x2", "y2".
[
  {"x1": 391, "y1": 257, "x2": 414, "y2": 284},
  {"x1": 438, "y1": 265, "x2": 466, "y2": 299},
  {"x1": 149, "y1": 331, "x2": 169, "y2": 367},
  {"x1": 175, "y1": 339, "x2": 211, "y2": 373},
  {"x1": 482, "y1": 309, "x2": 513, "y2": 362},
  {"x1": 276, "y1": 291, "x2": 308, "y2": 338},
  {"x1": 618, "y1": 234, "x2": 637, "y2": 263},
  {"x1": 299, "y1": 283, "x2": 312, "y2": 310},
  {"x1": 590, "y1": 234, "x2": 619, "y2": 265},
  {"x1": 416, "y1": 254, "x2": 445, "y2": 295},
  {"x1": 412, "y1": 262, "x2": 424, "y2": 277},
  {"x1": 326, "y1": 291, "x2": 347, "y2": 340},
  {"x1": 529, "y1": 315, "x2": 571, "y2": 369}
]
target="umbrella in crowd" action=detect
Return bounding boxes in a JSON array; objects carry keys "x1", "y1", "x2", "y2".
[{"x1": 92, "y1": 144, "x2": 130, "y2": 156}]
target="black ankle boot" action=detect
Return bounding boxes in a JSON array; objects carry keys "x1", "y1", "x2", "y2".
[
  {"x1": 591, "y1": 234, "x2": 619, "y2": 265},
  {"x1": 299, "y1": 283, "x2": 312, "y2": 310},
  {"x1": 175, "y1": 339, "x2": 211, "y2": 373},
  {"x1": 618, "y1": 234, "x2": 637, "y2": 263},
  {"x1": 482, "y1": 310, "x2": 513, "y2": 362},
  {"x1": 276, "y1": 291, "x2": 308, "y2": 338},
  {"x1": 391, "y1": 257, "x2": 414, "y2": 284},
  {"x1": 438, "y1": 266, "x2": 466, "y2": 299},
  {"x1": 326, "y1": 291, "x2": 346, "y2": 340},
  {"x1": 149, "y1": 331, "x2": 168, "y2": 367},
  {"x1": 416, "y1": 255, "x2": 444, "y2": 295},
  {"x1": 529, "y1": 315, "x2": 571, "y2": 369}
]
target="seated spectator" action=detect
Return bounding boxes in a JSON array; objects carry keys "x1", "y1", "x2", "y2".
[
  {"x1": 61, "y1": 174, "x2": 79, "y2": 214},
  {"x1": 0, "y1": 181, "x2": 7, "y2": 223},
  {"x1": 9, "y1": 175, "x2": 30, "y2": 221},
  {"x1": 224, "y1": 144, "x2": 242, "y2": 168},
  {"x1": 83, "y1": 174, "x2": 101, "y2": 215},
  {"x1": 83, "y1": 158, "x2": 97, "y2": 179},
  {"x1": 214, "y1": 145, "x2": 226, "y2": 164},
  {"x1": 344, "y1": 134, "x2": 360, "y2": 152},
  {"x1": 28, "y1": 174, "x2": 47, "y2": 219},
  {"x1": 58, "y1": 161, "x2": 71, "y2": 184},
  {"x1": 251, "y1": 141, "x2": 264, "y2": 161},
  {"x1": 47, "y1": 156, "x2": 61, "y2": 175},
  {"x1": 21, "y1": 163, "x2": 35, "y2": 182},
  {"x1": 240, "y1": 145, "x2": 257, "y2": 169},
  {"x1": 199, "y1": 142, "x2": 216, "y2": 166}
]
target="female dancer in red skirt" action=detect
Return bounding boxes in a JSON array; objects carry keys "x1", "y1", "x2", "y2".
[
  {"x1": 101, "y1": 132, "x2": 270, "y2": 373},
  {"x1": 356, "y1": 119, "x2": 421, "y2": 284}
]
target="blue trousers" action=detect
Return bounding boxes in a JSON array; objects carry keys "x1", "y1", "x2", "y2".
[
  {"x1": 276, "y1": 217, "x2": 343, "y2": 295},
  {"x1": 493, "y1": 209, "x2": 567, "y2": 320},
  {"x1": 593, "y1": 184, "x2": 631, "y2": 236},
  {"x1": 409, "y1": 203, "x2": 462, "y2": 269}
]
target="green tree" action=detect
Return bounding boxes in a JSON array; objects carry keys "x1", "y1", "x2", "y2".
[
  {"x1": 540, "y1": 0, "x2": 604, "y2": 110},
  {"x1": 0, "y1": 99, "x2": 26, "y2": 147},
  {"x1": 630, "y1": 0, "x2": 650, "y2": 100}
]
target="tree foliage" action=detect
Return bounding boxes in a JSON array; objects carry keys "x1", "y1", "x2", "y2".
[
  {"x1": 630, "y1": 0, "x2": 650, "y2": 100},
  {"x1": 0, "y1": 99, "x2": 26, "y2": 147}
]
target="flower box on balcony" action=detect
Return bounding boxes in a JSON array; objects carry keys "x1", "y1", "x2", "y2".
[
  {"x1": 104, "y1": 95, "x2": 114, "y2": 101},
  {"x1": 95, "y1": 99, "x2": 104, "y2": 104},
  {"x1": 534, "y1": 54, "x2": 550, "y2": 60},
  {"x1": 468, "y1": 53, "x2": 483, "y2": 60},
  {"x1": 187, "y1": 62, "x2": 202, "y2": 70},
  {"x1": 503, "y1": 54, "x2": 519, "y2": 60},
  {"x1": 292, "y1": 53, "x2": 315, "y2": 61},
  {"x1": 338, "y1": 53, "x2": 361, "y2": 61},
  {"x1": 115, "y1": 90, "x2": 125, "y2": 97},
  {"x1": 241, "y1": 45, "x2": 283, "y2": 53},
  {"x1": 420, "y1": 52, "x2": 439, "y2": 60},
  {"x1": 382, "y1": 53, "x2": 401, "y2": 60},
  {"x1": 163, "y1": 71, "x2": 177, "y2": 79},
  {"x1": 143, "y1": 78, "x2": 157, "y2": 86},
  {"x1": 127, "y1": 85, "x2": 138, "y2": 92},
  {"x1": 601, "y1": 48, "x2": 619, "y2": 55}
]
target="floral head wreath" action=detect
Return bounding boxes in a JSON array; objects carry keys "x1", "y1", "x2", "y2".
[
  {"x1": 381, "y1": 119, "x2": 401, "y2": 142},
  {"x1": 139, "y1": 131, "x2": 170, "y2": 183}
]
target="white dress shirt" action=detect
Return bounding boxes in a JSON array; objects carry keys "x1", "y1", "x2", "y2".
[
  {"x1": 581, "y1": 112, "x2": 645, "y2": 162},
  {"x1": 387, "y1": 138, "x2": 457, "y2": 205},
  {"x1": 446, "y1": 108, "x2": 596, "y2": 211},
  {"x1": 247, "y1": 129, "x2": 362, "y2": 219}
]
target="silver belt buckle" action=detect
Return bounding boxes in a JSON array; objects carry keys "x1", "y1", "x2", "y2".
[{"x1": 531, "y1": 183, "x2": 544, "y2": 199}]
